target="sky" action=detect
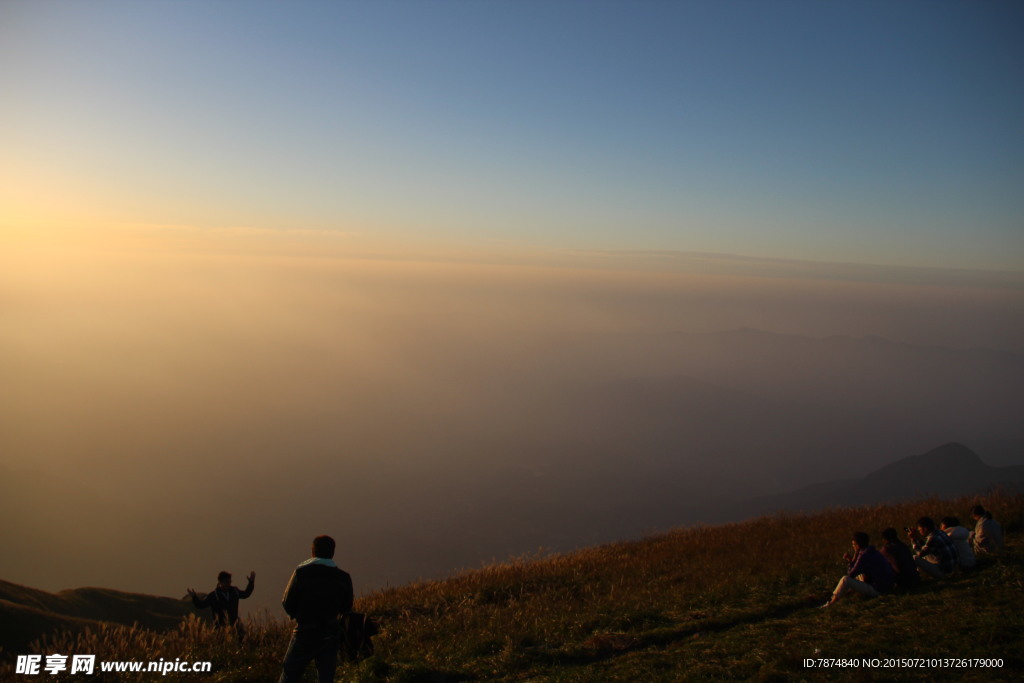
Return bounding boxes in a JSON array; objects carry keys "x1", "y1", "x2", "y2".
[
  {"x1": 2, "y1": 1, "x2": 1024, "y2": 605},
  {"x1": 2, "y1": 0, "x2": 1023, "y2": 269}
]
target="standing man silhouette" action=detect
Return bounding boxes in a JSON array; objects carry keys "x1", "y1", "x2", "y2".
[
  {"x1": 278, "y1": 535, "x2": 354, "y2": 683},
  {"x1": 187, "y1": 570, "x2": 255, "y2": 638}
]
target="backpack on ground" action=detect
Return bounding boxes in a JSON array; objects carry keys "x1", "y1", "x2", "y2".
[{"x1": 340, "y1": 612, "x2": 378, "y2": 661}]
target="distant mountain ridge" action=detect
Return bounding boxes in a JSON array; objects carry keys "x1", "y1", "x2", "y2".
[
  {"x1": 0, "y1": 580, "x2": 192, "y2": 656},
  {"x1": 740, "y1": 442, "x2": 1024, "y2": 517}
]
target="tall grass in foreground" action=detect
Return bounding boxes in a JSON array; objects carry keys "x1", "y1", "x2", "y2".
[
  {"x1": 4, "y1": 492, "x2": 1022, "y2": 681},
  {"x1": 16, "y1": 614, "x2": 293, "y2": 682}
]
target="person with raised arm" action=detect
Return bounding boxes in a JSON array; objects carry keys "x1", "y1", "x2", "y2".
[{"x1": 187, "y1": 570, "x2": 255, "y2": 638}]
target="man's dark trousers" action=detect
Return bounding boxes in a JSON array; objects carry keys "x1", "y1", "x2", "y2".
[{"x1": 278, "y1": 623, "x2": 340, "y2": 683}]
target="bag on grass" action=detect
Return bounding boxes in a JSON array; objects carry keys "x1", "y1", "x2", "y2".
[{"x1": 340, "y1": 612, "x2": 379, "y2": 661}]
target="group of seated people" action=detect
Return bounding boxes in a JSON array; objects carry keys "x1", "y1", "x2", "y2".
[{"x1": 821, "y1": 504, "x2": 1005, "y2": 608}]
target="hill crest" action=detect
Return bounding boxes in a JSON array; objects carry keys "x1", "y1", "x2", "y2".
[
  {"x1": 742, "y1": 442, "x2": 1024, "y2": 517},
  {"x1": 0, "y1": 579, "x2": 193, "y2": 657}
]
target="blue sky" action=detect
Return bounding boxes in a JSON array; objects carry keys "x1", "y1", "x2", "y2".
[{"x1": 2, "y1": 0, "x2": 1022, "y2": 269}]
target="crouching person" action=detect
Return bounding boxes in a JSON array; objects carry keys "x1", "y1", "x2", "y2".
[
  {"x1": 279, "y1": 535, "x2": 354, "y2": 683},
  {"x1": 822, "y1": 532, "x2": 894, "y2": 607}
]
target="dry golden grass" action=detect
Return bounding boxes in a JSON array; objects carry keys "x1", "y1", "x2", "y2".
[{"x1": 3, "y1": 491, "x2": 1021, "y2": 681}]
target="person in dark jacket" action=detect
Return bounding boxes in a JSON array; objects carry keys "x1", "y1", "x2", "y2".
[
  {"x1": 822, "y1": 532, "x2": 894, "y2": 607},
  {"x1": 187, "y1": 570, "x2": 255, "y2": 637},
  {"x1": 880, "y1": 527, "x2": 920, "y2": 589},
  {"x1": 279, "y1": 535, "x2": 354, "y2": 683},
  {"x1": 909, "y1": 516, "x2": 959, "y2": 578}
]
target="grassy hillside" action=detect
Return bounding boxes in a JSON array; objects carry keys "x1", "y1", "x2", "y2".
[
  {"x1": 0, "y1": 581, "x2": 195, "y2": 657},
  {"x1": 3, "y1": 491, "x2": 1021, "y2": 681}
]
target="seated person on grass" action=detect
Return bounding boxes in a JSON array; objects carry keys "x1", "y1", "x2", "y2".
[
  {"x1": 880, "y1": 527, "x2": 920, "y2": 590},
  {"x1": 940, "y1": 516, "x2": 976, "y2": 570},
  {"x1": 969, "y1": 505, "x2": 1004, "y2": 555},
  {"x1": 822, "y1": 531, "x2": 894, "y2": 608},
  {"x1": 908, "y1": 517, "x2": 958, "y2": 579}
]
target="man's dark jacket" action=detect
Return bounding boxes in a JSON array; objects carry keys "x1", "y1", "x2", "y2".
[
  {"x1": 882, "y1": 539, "x2": 921, "y2": 589},
  {"x1": 282, "y1": 559, "x2": 354, "y2": 629},
  {"x1": 191, "y1": 579, "x2": 254, "y2": 625}
]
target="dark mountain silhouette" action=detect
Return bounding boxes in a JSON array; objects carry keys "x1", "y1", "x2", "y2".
[
  {"x1": 738, "y1": 442, "x2": 1024, "y2": 517},
  {"x1": 0, "y1": 579, "x2": 193, "y2": 656}
]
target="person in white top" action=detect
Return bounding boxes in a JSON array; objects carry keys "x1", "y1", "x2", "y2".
[
  {"x1": 940, "y1": 516, "x2": 976, "y2": 569},
  {"x1": 969, "y1": 504, "x2": 1004, "y2": 555}
]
